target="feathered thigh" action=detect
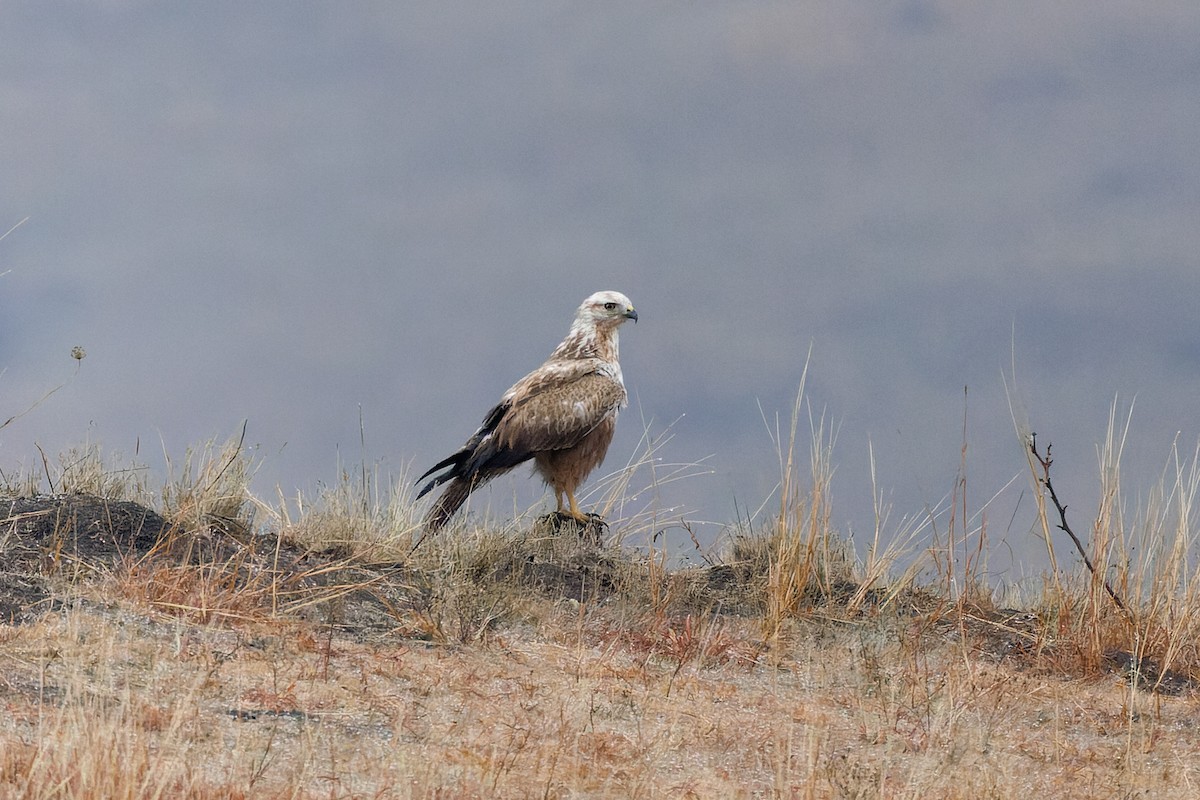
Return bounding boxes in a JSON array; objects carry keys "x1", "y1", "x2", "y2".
[{"x1": 534, "y1": 413, "x2": 617, "y2": 495}]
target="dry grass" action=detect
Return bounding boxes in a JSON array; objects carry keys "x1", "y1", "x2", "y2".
[
  {"x1": 2, "y1": 585, "x2": 1197, "y2": 799},
  {"x1": 3, "y1": 386, "x2": 1200, "y2": 797},
  {"x1": 1015, "y1": 399, "x2": 1200, "y2": 695}
]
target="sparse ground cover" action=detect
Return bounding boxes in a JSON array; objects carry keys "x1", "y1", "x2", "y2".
[
  {"x1": 4, "y1": 583, "x2": 1198, "y2": 799},
  {"x1": 2, "y1": 401, "x2": 1200, "y2": 797}
]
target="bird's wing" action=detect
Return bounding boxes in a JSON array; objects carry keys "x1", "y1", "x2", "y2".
[{"x1": 493, "y1": 365, "x2": 626, "y2": 455}]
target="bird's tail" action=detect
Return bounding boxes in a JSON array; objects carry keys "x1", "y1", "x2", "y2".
[
  {"x1": 415, "y1": 459, "x2": 514, "y2": 552},
  {"x1": 421, "y1": 477, "x2": 473, "y2": 533},
  {"x1": 411, "y1": 478, "x2": 473, "y2": 554}
]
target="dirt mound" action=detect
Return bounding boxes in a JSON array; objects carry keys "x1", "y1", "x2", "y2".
[
  {"x1": 0, "y1": 494, "x2": 170, "y2": 621},
  {"x1": 1, "y1": 494, "x2": 168, "y2": 563},
  {"x1": 0, "y1": 494, "x2": 636, "y2": 637}
]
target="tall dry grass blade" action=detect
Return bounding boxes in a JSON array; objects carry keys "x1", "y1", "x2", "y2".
[
  {"x1": 584, "y1": 410, "x2": 714, "y2": 548},
  {"x1": 759, "y1": 349, "x2": 849, "y2": 644},
  {"x1": 1003, "y1": 358, "x2": 1062, "y2": 597},
  {"x1": 847, "y1": 440, "x2": 938, "y2": 614}
]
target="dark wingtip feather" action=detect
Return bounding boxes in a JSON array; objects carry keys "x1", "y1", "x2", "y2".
[
  {"x1": 414, "y1": 475, "x2": 441, "y2": 501},
  {"x1": 416, "y1": 451, "x2": 463, "y2": 485}
]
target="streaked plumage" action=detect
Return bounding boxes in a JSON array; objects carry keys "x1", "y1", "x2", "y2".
[{"x1": 416, "y1": 290, "x2": 638, "y2": 533}]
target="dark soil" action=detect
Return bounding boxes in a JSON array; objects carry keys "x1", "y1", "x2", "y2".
[{"x1": 0, "y1": 494, "x2": 169, "y2": 621}]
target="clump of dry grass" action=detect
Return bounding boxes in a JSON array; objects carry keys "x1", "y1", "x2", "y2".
[
  {"x1": 1018, "y1": 398, "x2": 1200, "y2": 692},
  {"x1": 259, "y1": 458, "x2": 424, "y2": 562},
  {"x1": 160, "y1": 426, "x2": 256, "y2": 539},
  {"x1": 752, "y1": 357, "x2": 925, "y2": 652},
  {"x1": 0, "y1": 443, "x2": 151, "y2": 503}
]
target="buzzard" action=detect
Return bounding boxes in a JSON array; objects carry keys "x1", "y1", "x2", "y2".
[{"x1": 416, "y1": 290, "x2": 638, "y2": 533}]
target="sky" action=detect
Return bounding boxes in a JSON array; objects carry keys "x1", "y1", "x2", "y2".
[{"x1": 3, "y1": 2, "x2": 1199, "y2": 579}]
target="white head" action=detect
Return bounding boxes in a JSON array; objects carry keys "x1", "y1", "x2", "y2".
[
  {"x1": 552, "y1": 291, "x2": 637, "y2": 362},
  {"x1": 576, "y1": 290, "x2": 638, "y2": 329}
]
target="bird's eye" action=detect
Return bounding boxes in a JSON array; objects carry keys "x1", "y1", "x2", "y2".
[{"x1": 603, "y1": 302, "x2": 617, "y2": 310}]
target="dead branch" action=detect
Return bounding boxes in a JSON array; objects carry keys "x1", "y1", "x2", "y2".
[{"x1": 1029, "y1": 433, "x2": 1129, "y2": 615}]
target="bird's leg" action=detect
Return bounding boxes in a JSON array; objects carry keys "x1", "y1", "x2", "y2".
[
  {"x1": 542, "y1": 488, "x2": 606, "y2": 539},
  {"x1": 549, "y1": 488, "x2": 589, "y2": 523},
  {"x1": 565, "y1": 489, "x2": 587, "y2": 523},
  {"x1": 565, "y1": 489, "x2": 606, "y2": 527}
]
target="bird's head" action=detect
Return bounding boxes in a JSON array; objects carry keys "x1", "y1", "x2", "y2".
[{"x1": 578, "y1": 290, "x2": 637, "y2": 328}]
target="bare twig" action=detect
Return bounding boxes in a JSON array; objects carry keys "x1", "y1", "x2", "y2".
[{"x1": 1029, "y1": 433, "x2": 1129, "y2": 616}]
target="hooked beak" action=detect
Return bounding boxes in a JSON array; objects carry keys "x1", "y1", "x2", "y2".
[{"x1": 625, "y1": 306, "x2": 638, "y2": 323}]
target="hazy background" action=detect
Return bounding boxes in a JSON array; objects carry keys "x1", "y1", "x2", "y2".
[{"x1": 3, "y1": 3, "x2": 1199, "y2": 579}]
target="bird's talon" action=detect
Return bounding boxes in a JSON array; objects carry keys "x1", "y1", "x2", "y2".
[{"x1": 543, "y1": 511, "x2": 608, "y2": 539}]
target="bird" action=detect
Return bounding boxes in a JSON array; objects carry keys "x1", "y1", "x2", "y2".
[{"x1": 415, "y1": 290, "x2": 638, "y2": 536}]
